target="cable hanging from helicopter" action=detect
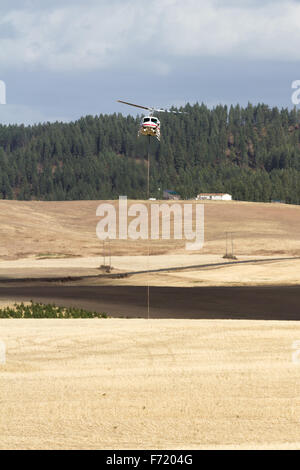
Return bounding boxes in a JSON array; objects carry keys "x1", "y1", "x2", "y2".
[{"x1": 117, "y1": 100, "x2": 184, "y2": 142}]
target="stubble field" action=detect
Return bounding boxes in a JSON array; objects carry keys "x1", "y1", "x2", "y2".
[
  {"x1": 1, "y1": 319, "x2": 300, "y2": 450},
  {"x1": 1, "y1": 199, "x2": 300, "y2": 449}
]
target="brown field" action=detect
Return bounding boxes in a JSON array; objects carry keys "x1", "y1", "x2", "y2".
[
  {"x1": 1, "y1": 319, "x2": 300, "y2": 450},
  {"x1": 1, "y1": 254, "x2": 300, "y2": 288},
  {"x1": 0, "y1": 199, "x2": 300, "y2": 287},
  {"x1": 0, "y1": 199, "x2": 300, "y2": 260},
  {"x1": 1, "y1": 199, "x2": 300, "y2": 450}
]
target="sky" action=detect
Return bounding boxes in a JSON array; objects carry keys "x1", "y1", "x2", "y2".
[{"x1": 0, "y1": 0, "x2": 300, "y2": 125}]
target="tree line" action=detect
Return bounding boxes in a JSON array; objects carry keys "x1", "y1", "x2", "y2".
[{"x1": 1, "y1": 102, "x2": 300, "y2": 203}]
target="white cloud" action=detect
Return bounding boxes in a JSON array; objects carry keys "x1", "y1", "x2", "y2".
[
  {"x1": 0, "y1": 0, "x2": 300, "y2": 73},
  {"x1": 161, "y1": 0, "x2": 300, "y2": 61}
]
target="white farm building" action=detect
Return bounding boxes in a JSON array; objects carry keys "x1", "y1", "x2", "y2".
[{"x1": 196, "y1": 193, "x2": 232, "y2": 201}]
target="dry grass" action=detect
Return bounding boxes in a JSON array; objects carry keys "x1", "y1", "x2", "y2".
[
  {"x1": 0, "y1": 199, "x2": 300, "y2": 260},
  {"x1": 0, "y1": 199, "x2": 300, "y2": 287},
  {"x1": 1, "y1": 254, "x2": 299, "y2": 287},
  {"x1": 1, "y1": 319, "x2": 300, "y2": 450},
  {"x1": 1, "y1": 200, "x2": 300, "y2": 450}
]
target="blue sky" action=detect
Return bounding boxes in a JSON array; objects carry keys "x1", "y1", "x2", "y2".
[{"x1": 0, "y1": 0, "x2": 300, "y2": 125}]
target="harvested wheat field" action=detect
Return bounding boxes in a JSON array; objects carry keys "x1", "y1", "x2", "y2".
[
  {"x1": 1, "y1": 199, "x2": 300, "y2": 450},
  {"x1": 0, "y1": 199, "x2": 300, "y2": 287},
  {"x1": 1, "y1": 319, "x2": 300, "y2": 450},
  {"x1": 2, "y1": 254, "x2": 300, "y2": 288},
  {"x1": 1, "y1": 199, "x2": 300, "y2": 260}
]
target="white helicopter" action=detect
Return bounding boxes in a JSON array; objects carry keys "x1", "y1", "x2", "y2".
[{"x1": 117, "y1": 100, "x2": 183, "y2": 141}]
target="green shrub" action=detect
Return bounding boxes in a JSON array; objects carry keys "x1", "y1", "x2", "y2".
[{"x1": 0, "y1": 301, "x2": 108, "y2": 319}]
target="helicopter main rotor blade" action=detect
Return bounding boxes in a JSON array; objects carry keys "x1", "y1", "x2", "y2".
[{"x1": 117, "y1": 100, "x2": 152, "y2": 111}]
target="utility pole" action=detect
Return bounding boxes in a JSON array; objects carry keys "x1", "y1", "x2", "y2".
[{"x1": 102, "y1": 240, "x2": 112, "y2": 271}]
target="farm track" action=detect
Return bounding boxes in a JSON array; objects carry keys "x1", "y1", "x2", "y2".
[{"x1": 0, "y1": 256, "x2": 299, "y2": 282}]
